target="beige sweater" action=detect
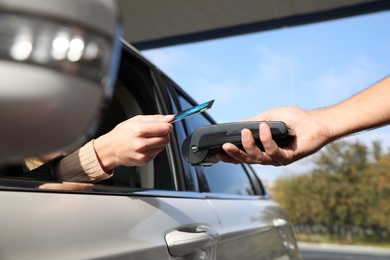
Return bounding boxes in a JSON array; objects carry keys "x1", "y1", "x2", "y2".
[{"x1": 53, "y1": 140, "x2": 113, "y2": 183}]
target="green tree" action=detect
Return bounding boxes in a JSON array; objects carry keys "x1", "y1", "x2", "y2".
[
  {"x1": 273, "y1": 174, "x2": 319, "y2": 227},
  {"x1": 315, "y1": 141, "x2": 371, "y2": 242},
  {"x1": 272, "y1": 140, "x2": 386, "y2": 243},
  {"x1": 365, "y1": 153, "x2": 390, "y2": 234}
]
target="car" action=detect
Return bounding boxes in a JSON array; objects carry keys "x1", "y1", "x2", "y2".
[
  {"x1": 0, "y1": 2, "x2": 302, "y2": 259},
  {"x1": 0, "y1": 40, "x2": 302, "y2": 260}
]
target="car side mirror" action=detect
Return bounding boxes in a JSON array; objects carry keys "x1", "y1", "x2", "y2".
[{"x1": 0, "y1": 0, "x2": 122, "y2": 164}]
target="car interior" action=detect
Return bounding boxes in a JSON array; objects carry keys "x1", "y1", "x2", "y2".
[{"x1": 94, "y1": 80, "x2": 174, "y2": 190}]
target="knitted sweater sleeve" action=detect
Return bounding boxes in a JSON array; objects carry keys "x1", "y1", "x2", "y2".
[{"x1": 54, "y1": 140, "x2": 113, "y2": 183}]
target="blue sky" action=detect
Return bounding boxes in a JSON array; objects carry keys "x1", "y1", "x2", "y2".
[{"x1": 142, "y1": 10, "x2": 390, "y2": 183}]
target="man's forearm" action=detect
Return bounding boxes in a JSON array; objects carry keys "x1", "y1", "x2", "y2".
[{"x1": 315, "y1": 75, "x2": 390, "y2": 140}]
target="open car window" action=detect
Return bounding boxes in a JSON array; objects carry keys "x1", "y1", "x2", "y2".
[
  {"x1": 94, "y1": 82, "x2": 175, "y2": 190},
  {"x1": 0, "y1": 51, "x2": 176, "y2": 192}
]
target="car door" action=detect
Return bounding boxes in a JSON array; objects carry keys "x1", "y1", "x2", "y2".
[
  {"x1": 0, "y1": 189, "x2": 222, "y2": 259},
  {"x1": 164, "y1": 81, "x2": 302, "y2": 260},
  {"x1": 0, "y1": 44, "x2": 225, "y2": 259}
]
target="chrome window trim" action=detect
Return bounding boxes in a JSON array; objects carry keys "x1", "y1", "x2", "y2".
[
  {"x1": 0, "y1": 177, "x2": 270, "y2": 200},
  {"x1": 205, "y1": 192, "x2": 270, "y2": 200}
]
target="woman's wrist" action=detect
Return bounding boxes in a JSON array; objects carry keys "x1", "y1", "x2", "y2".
[
  {"x1": 93, "y1": 135, "x2": 117, "y2": 173},
  {"x1": 54, "y1": 140, "x2": 113, "y2": 183}
]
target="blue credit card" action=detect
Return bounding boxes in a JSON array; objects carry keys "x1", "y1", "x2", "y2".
[{"x1": 172, "y1": 99, "x2": 214, "y2": 122}]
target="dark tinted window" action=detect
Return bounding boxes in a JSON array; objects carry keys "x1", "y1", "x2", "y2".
[
  {"x1": 177, "y1": 95, "x2": 256, "y2": 196},
  {"x1": 197, "y1": 163, "x2": 255, "y2": 195}
]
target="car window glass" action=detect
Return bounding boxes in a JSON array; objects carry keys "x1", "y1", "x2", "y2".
[
  {"x1": 197, "y1": 163, "x2": 256, "y2": 195},
  {"x1": 177, "y1": 94, "x2": 256, "y2": 196}
]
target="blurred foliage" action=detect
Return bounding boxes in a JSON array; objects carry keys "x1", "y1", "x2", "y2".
[{"x1": 271, "y1": 140, "x2": 390, "y2": 245}]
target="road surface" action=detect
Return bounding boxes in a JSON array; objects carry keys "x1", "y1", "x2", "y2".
[{"x1": 298, "y1": 242, "x2": 390, "y2": 260}]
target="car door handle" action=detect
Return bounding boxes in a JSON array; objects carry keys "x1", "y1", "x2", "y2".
[{"x1": 165, "y1": 225, "x2": 220, "y2": 257}]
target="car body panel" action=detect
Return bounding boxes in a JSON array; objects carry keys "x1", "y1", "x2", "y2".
[
  {"x1": 0, "y1": 190, "x2": 223, "y2": 259},
  {"x1": 208, "y1": 197, "x2": 300, "y2": 259}
]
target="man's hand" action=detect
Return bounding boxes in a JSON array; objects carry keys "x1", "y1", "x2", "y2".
[{"x1": 217, "y1": 106, "x2": 331, "y2": 166}]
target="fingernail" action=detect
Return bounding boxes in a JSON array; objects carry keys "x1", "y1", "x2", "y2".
[
  {"x1": 242, "y1": 129, "x2": 249, "y2": 140},
  {"x1": 260, "y1": 123, "x2": 267, "y2": 133},
  {"x1": 165, "y1": 115, "x2": 174, "y2": 121}
]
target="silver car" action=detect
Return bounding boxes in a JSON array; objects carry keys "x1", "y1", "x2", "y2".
[{"x1": 0, "y1": 1, "x2": 301, "y2": 259}]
